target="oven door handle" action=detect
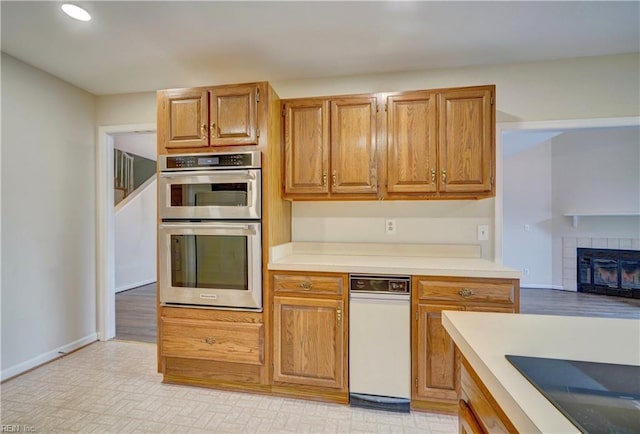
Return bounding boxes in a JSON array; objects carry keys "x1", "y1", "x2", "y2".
[
  {"x1": 160, "y1": 170, "x2": 256, "y2": 179},
  {"x1": 159, "y1": 223, "x2": 257, "y2": 235}
]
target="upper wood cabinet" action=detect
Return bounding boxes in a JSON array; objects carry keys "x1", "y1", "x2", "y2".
[
  {"x1": 437, "y1": 87, "x2": 493, "y2": 194},
  {"x1": 158, "y1": 88, "x2": 209, "y2": 150},
  {"x1": 158, "y1": 83, "x2": 260, "y2": 154},
  {"x1": 282, "y1": 84, "x2": 495, "y2": 201},
  {"x1": 384, "y1": 86, "x2": 494, "y2": 199},
  {"x1": 283, "y1": 99, "x2": 330, "y2": 194},
  {"x1": 283, "y1": 96, "x2": 378, "y2": 199},
  {"x1": 386, "y1": 91, "x2": 438, "y2": 194}
]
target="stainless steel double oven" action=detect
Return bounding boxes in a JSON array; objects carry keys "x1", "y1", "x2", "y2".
[{"x1": 158, "y1": 151, "x2": 262, "y2": 310}]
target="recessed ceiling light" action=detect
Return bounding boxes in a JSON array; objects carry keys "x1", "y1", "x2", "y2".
[{"x1": 61, "y1": 4, "x2": 91, "y2": 22}]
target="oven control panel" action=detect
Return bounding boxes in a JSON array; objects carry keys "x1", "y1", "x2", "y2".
[{"x1": 160, "y1": 151, "x2": 261, "y2": 171}]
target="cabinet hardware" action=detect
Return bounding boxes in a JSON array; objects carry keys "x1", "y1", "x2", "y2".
[
  {"x1": 204, "y1": 337, "x2": 216, "y2": 345},
  {"x1": 458, "y1": 288, "x2": 474, "y2": 298},
  {"x1": 441, "y1": 169, "x2": 447, "y2": 184},
  {"x1": 332, "y1": 170, "x2": 337, "y2": 187},
  {"x1": 415, "y1": 378, "x2": 418, "y2": 388},
  {"x1": 210, "y1": 122, "x2": 216, "y2": 138},
  {"x1": 322, "y1": 173, "x2": 327, "y2": 186},
  {"x1": 201, "y1": 123, "x2": 207, "y2": 140},
  {"x1": 299, "y1": 281, "x2": 313, "y2": 290},
  {"x1": 337, "y1": 307, "x2": 342, "y2": 323},
  {"x1": 490, "y1": 96, "x2": 494, "y2": 105},
  {"x1": 256, "y1": 89, "x2": 260, "y2": 103},
  {"x1": 430, "y1": 168, "x2": 436, "y2": 184},
  {"x1": 256, "y1": 128, "x2": 260, "y2": 138}
]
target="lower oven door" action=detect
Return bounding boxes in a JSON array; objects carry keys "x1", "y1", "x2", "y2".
[{"x1": 159, "y1": 222, "x2": 262, "y2": 310}]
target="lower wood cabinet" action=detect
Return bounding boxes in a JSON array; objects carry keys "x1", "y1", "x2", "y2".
[
  {"x1": 270, "y1": 271, "x2": 349, "y2": 402},
  {"x1": 272, "y1": 296, "x2": 345, "y2": 388},
  {"x1": 459, "y1": 358, "x2": 516, "y2": 433},
  {"x1": 159, "y1": 307, "x2": 267, "y2": 389},
  {"x1": 412, "y1": 276, "x2": 519, "y2": 413}
]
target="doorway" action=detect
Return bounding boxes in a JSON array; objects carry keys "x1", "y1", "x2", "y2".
[
  {"x1": 96, "y1": 123, "x2": 155, "y2": 341},
  {"x1": 494, "y1": 117, "x2": 640, "y2": 290}
]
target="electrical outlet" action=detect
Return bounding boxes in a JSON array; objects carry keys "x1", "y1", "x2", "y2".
[
  {"x1": 524, "y1": 268, "x2": 530, "y2": 276},
  {"x1": 524, "y1": 224, "x2": 531, "y2": 232},
  {"x1": 477, "y1": 224, "x2": 489, "y2": 241},
  {"x1": 385, "y1": 219, "x2": 396, "y2": 235}
]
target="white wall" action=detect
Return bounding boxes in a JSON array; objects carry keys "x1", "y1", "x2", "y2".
[
  {"x1": 503, "y1": 140, "x2": 553, "y2": 286},
  {"x1": 95, "y1": 53, "x2": 640, "y2": 260},
  {"x1": 115, "y1": 179, "x2": 157, "y2": 292},
  {"x1": 551, "y1": 127, "x2": 640, "y2": 287},
  {"x1": 292, "y1": 201, "x2": 494, "y2": 258},
  {"x1": 1, "y1": 53, "x2": 97, "y2": 380},
  {"x1": 113, "y1": 132, "x2": 157, "y2": 161}
]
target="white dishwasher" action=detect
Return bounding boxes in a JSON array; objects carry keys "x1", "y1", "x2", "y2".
[{"x1": 349, "y1": 274, "x2": 411, "y2": 412}]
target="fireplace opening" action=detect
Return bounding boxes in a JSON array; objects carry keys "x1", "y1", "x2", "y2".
[{"x1": 577, "y1": 248, "x2": 640, "y2": 298}]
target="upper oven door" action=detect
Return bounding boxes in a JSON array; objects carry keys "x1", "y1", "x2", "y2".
[{"x1": 159, "y1": 169, "x2": 261, "y2": 219}]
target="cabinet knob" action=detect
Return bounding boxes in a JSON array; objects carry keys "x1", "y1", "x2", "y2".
[
  {"x1": 201, "y1": 123, "x2": 207, "y2": 140},
  {"x1": 336, "y1": 307, "x2": 342, "y2": 324},
  {"x1": 204, "y1": 336, "x2": 216, "y2": 345},
  {"x1": 332, "y1": 170, "x2": 337, "y2": 187},
  {"x1": 210, "y1": 122, "x2": 216, "y2": 138},
  {"x1": 441, "y1": 169, "x2": 447, "y2": 184},
  {"x1": 299, "y1": 281, "x2": 313, "y2": 290},
  {"x1": 458, "y1": 288, "x2": 474, "y2": 298},
  {"x1": 322, "y1": 173, "x2": 327, "y2": 186},
  {"x1": 431, "y1": 168, "x2": 436, "y2": 184}
]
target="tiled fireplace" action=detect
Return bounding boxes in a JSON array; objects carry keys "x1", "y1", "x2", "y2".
[{"x1": 563, "y1": 237, "x2": 640, "y2": 296}]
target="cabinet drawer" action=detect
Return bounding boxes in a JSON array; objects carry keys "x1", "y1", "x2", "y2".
[
  {"x1": 161, "y1": 318, "x2": 263, "y2": 365},
  {"x1": 417, "y1": 279, "x2": 515, "y2": 304},
  {"x1": 273, "y1": 274, "x2": 344, "y2": 295},
  {"x1": 461, "y1": 360, "x2": 515, "y2": 433}
]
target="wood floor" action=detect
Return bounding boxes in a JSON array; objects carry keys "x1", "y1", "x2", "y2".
[
  {"x1": 115, "y1": 284, "x2": 639, "y2": 344},
  {"x1": 115, "y1": 283, "x2": 156, "y2": 343}
]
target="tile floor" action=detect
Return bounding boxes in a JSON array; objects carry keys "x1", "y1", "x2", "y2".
[{"x1": 1, "y1": 341, "x2": 458, "y2": 433}]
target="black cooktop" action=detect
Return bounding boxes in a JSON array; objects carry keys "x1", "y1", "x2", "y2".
[{"x1": 506, "y1": 355, "x2": 640, "y2": 434}]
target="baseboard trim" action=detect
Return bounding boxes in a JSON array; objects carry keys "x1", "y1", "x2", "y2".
[
  {"x1": 1, "y1": 333, "x2": 98, "y2": 382},
  {"x1": 521, "y1": 284, "x2": 564, "y2": 290},
  {"x1": 115, "y1": 279, "x2": 156, "y2": 293}
]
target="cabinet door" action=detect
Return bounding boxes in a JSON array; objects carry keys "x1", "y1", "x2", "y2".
[
  {"x1": 158, "y1": 89, "x2": 209, "y2": 151},
  {"x1": 415, "y1": 303, "x2": 464, "y2": 401},
  {"x1": 438, "y1": 88, "x2": 493, "y2": 193},
  {"x1": 209, "y1": 84, "x2": 258, "y2": 146},
  {"x1": 273, "y1": 296, "x2": 345, "y2": 389},
  {"x1": 330, "y1": 97, "x2": 378, "y2": 194},
  {"x1": 283, "y1": 100, "x2": 330, "y2": 195},
  {"x1": 386, "y1": 91, "x2": 438, "y2": 194}
]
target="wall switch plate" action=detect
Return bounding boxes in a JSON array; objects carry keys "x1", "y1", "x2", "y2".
[
  {"x1": 524, "y1": 268, "x2": 530, "y2": 276},
  {"x1": 385, "y1": 219, "x2": 396, "y2": 235},
  {"x1": 524, "y1": 224, "x2": 531, "y2": 232},
  {"x1": 477, "y1": 224, "x2": 489, "y2": 241}
]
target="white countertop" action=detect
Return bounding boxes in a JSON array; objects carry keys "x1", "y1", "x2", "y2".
[
  {"x1": 268, "y1": 242, "x2": 520, "y2": 279},
  {"x1": 442, "y1": 311, "x2": 640, "y2": 433}
]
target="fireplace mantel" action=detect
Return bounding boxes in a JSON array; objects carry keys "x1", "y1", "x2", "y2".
[{"x1": 563, "y1": 211, "x2": 640, "y2": 228}]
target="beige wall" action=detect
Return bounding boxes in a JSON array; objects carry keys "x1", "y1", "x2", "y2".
[
  {"x1": 94, "y1": 53, "x2": 640, "y2": 259},
  {"x1": 1, "y1": 53, "x2": 98, "y2": 379},
  {"x1": 96, "y1": 53, "x2": 640, "y2": 127}
]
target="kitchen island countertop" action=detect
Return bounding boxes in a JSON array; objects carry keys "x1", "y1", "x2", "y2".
[
  {"x1": 268, "y1": 242, "x2": 520, "y2": 279},
  {"x1": 442, "y1": 311, "x2": 640, "y2": 433}
]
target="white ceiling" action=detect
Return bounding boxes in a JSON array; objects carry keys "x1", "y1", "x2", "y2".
[{"x1": 2, "y1": 1, "x2": 639, "y2": 95}]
